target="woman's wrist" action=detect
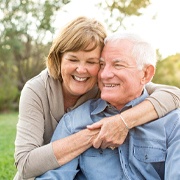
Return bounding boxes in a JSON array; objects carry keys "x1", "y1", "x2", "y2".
[
  {"x1": 118, "y1": 112, "x2": 135, "y2": 129},
  {"x1": 53, "y1": 129, "x2": 99, "y2": 165},
  {"x1": 119, "y1": 114, "x2": 130, "y2": 130},
  {"x1": 120, "y1": 100, "x2": 158, "y2": 129}
]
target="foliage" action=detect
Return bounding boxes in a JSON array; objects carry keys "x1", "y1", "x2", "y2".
[
  {"x1": 0, "y1": 61, "x2": 19, "y2": 111},
  {"x1": 97, "y1": 0, "x2": 151, "y2": 31},
  {"x1": 153, "y1": 53, "x2": 180, "y2": 88},
  {"x1": 0, "y1": 0, "x2": 70, "y2": 91},
  {"x1": 0, "y1": 0, "x2": 69, "y2": 111},
  {"x1": 0, "y1": 112, "x2": 18, "y2": 179}
]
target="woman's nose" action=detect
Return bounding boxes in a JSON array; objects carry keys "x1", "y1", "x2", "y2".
[{"x1": 76, "y1": 63, "x2": 87, "y2": 73}]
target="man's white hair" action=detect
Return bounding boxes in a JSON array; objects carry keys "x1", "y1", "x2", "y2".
[{"x1": 104, "y1": 32, "x2": 157, "y2": 69}]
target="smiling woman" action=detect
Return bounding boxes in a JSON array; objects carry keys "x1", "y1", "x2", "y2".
[{"x1": 14, "y1": 16, "x2": 107, "y2": 179}]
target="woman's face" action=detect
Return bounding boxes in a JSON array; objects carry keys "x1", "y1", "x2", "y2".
[{"x1": 61, "y1": 46, "x2": 101, "y2": 97}]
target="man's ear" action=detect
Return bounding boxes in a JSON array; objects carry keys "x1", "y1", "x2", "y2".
[{"x1": 141, "y1": 65, "x2": 155, "y2": 84}]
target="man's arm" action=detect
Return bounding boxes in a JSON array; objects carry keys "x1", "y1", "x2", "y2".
[{"x1": 165, "y1": 110, "x2": 180, "y2": 179}]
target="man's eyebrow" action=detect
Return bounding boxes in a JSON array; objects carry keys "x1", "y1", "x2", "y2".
[
  {"x1": 113, "y1": 59, "x2": 129, "y2": 64},
  {"x1": 99, "y1": 58, "x2": 128, "y2": 64},
  {"x1": 113, "y1": 58, "x2": 124, "y2": 62}
]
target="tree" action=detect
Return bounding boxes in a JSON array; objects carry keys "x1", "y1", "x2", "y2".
[
  {"x1": 97, "y1": 0, "x2": 151, "y2": 31},
  {"x1": 0, "y1": 0, "x2": 70, "y2": 111},
  {"x1": 0, "y1": 0, "x2": 70, "y2": 89},
  {"x1": 0, "y1": 0, "x2": 156, "y2": 111},
  {"x1": 153, "y1": 53, "x2": 180, "y2": 88}
]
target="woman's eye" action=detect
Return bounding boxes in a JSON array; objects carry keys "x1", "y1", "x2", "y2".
[
  {"x1": 69, "y1": 59, "x2": 78, "y2": 62},
  {"x1": 87, "y1": 61, "x2": 98, "y2": 64}
]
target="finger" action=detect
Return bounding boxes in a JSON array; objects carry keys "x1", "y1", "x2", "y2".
[
  {"x1": 100, "y1": 142, "x2": 109, "y2": 149},
  {"x1": 100, "y1": 140, "x2": 113, "y2": 149},
  {"x1": 92, "y1": 134, "x2": 103, "y2": 149},
  {"x1": 101, "y1": 141, "x2": 119, "y2": 149},
  {"x1": 87, "y1": 122, "x2": 102, "y2": 130}
]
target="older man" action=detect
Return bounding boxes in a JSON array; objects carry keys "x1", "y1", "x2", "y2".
[{"x1": 36, "y1": 33, "x2": 180, "y2": 180}]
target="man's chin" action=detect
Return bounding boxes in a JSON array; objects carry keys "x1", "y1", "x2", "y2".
[{"x1": 101, "y1": 94, "x2": 114, "y2": 102}]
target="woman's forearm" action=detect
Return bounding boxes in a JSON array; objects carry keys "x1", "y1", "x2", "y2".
[
  {"x1": 52, "y1": 128, "x2": 99, "y2": 165},
  {"x1": 88, "y1": 83, "x2": 180, "y2": 149},
  {"x1": 15, "y1": 128, "x2": 99, "y2": 179},
  {"x1": 122, "y1": 82, "x2": 180, "y2": 128},
  {"x1": 121, "y1": 100, "x2": 158, "y2": 129},
  {"x1": 87, "y1": 100, "x2": 158, "y2": 149}
]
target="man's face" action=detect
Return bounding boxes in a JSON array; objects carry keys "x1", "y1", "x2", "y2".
[{"x1": 98, "y1": 39, "x2": 145, "y2": 110}]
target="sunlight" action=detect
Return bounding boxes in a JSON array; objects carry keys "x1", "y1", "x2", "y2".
[{"x1": 54, "y1": 0, "x2": 180, "y2": 58}]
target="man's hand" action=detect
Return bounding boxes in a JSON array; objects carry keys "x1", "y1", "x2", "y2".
[{"x1": 87, "y1": 114, "x2": 129, "y2": 149}]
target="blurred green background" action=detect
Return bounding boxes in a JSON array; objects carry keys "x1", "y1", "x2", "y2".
[{"x1": 0, "y1": 0, "x2": 179, "y2": 179}]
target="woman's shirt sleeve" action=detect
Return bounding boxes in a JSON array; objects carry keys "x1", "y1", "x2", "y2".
[
  {"x1": 14, "y1": 83, "x2": 59, "y2": 179},
  {"x1": 145, "y1": 82, "x2": 180, "y2": 117}
]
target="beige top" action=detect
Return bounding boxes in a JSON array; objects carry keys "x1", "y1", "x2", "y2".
[{"x1": 14, "y1": 69, "x2": 180, "y2": 180}]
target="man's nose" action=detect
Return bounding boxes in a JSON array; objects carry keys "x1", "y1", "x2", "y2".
[{"x1": 100, "y1": 65, "x2": 114, "y2": 79}]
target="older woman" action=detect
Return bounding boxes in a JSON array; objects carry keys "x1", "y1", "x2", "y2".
[{"x1": 14, "y1": 16, "x2": 180, "y2": 180}]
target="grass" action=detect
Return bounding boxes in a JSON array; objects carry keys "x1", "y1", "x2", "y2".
[{"x1": 0, "y1": 112, "x2": 18, "y2": 180}]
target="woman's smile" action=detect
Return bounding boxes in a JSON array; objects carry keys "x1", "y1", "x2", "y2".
[{"x1": 72, "y1": 75, "x2": 89, "y2": 82}]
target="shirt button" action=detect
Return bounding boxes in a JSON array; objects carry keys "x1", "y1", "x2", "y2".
[
  {"x1": 99, "y1": 149, "x2": 103, "y2": 154},
  {"x1": 145, "y1": 154, "x2": 148, "y2": 160}
]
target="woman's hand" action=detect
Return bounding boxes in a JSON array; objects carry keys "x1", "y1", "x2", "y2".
[{"x1": 87, "y1": 114, "x2": 129, "y2": 149}]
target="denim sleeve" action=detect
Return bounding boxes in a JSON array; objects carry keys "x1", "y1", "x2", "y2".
[
  {"x1": 165, "y1": 110, "x2": 180, "y2": 179},
  {"x1": 35, "y1": 114, "x2": 79, "y2": 180}
]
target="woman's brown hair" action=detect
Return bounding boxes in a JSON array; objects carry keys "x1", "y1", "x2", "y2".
[{"x1": 47, "y1": 16, "x2": 107, "y2": 79}]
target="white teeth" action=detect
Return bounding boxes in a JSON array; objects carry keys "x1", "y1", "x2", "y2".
[
  {"x1": 104, "y1": 84, "x2": 119, "y2": 87},
  {"x1": 73, "y1": 75, "x2": 88, "y2": 82}
]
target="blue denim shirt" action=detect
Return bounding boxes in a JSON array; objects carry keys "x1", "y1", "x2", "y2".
[{"x1": 36, "y1": 89, "x2": 180, "y2": 180}]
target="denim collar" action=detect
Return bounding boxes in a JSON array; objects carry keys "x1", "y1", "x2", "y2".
[{"x1": 91, "y1": 88, "x2": 149, "y2": 115}]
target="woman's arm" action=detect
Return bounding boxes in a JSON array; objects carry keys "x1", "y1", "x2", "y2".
[
  {"x1": 14, "y1": 83, "x2": 99, "y2": 179},
  {"x1": 87, "y1": 83, "x2": 180, "y2": 149},
  {"x1": 52, "y1": 128, "x2": 99, "y2": 165}
]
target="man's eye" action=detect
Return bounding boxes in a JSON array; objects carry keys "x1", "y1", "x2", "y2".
[{"x1": 115, "y1": 64, "x2": 126, "y2": 69}]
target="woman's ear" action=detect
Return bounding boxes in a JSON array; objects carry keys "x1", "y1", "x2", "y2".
[{"x1": 141, "y1": 65, "x2": 155, "y2": 84}]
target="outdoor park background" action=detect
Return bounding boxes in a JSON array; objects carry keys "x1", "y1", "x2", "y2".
[{"x1": 0, "y1": 0, "x2": 180, "y2": 179}]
